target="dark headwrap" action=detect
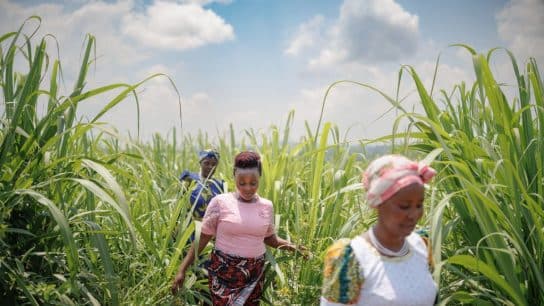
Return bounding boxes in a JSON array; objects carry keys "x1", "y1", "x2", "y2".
[{"x1": 199, "y1": 149, "x2": 220, "y2": 162}]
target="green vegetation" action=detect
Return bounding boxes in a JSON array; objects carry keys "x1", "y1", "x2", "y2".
[{"x1": 1, "y1": 18, "x2": 542, "y2": 305}]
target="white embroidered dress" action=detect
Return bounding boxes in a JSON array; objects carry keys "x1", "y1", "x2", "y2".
[{"x1": 321, "y1": 232, "x2": 437, "y2": 306}]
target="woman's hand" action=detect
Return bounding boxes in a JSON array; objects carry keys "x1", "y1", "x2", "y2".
[
  {"x1": 171, "y1": 271, "x2": 185, "y2": 295},
  {"x1": 283, "y1": 243, "x2": 311, "y2": 259},
  {"x1": 171, "y1": 233, "x2": 213, "y2": 295},
  {"x1": 264, "y1": 234, "x2": 311, "y2": 259}
]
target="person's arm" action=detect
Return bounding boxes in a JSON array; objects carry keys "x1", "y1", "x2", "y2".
[
  {"x1": 263, "y1": 204, "x2": 307, "y2": 255},
  {"x1": 264, "y1": 234, "x2": 296, "y2": 251},
  {"x1": 320, "y1": 239, "x2": 361, "y2": 305},
  {"x1": 171, "y1": 233, "x2": 213, "y2": 294},
  {"x1": 172, "y1": 196, "x2": 221, "y2": 294},
  {"x1": 264, "y1": 234, "x2": 309, "y2": 257},
  {"x1": 180, "y1": 171, "x2": 201, "y2": 196}
]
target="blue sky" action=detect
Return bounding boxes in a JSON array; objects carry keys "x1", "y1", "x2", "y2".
[{"x1": 1, "y1": 0, "x2": 542, "y2": 142}]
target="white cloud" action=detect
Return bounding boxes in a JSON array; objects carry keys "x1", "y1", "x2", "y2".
[
  {"x1": 309, "y1": 48, "x2": 348, "y2": 69},
  {"x1": 287, "y1": 57, "x2": 474, "y2": 142},
  {"x1": 335, "y1": 0, "x2": 419, "y2": 62},
  {"x1": 496, "y1": 0, "x2": 544, "y2": 63},
  {"x1": 0, "y1": 0, "x2": 147, "y2": 80},
  {"x1": 289, "y1": 0, "x2": 420, "y2": 69},
  {"x1": 288, "y1": 84, "x2": 405, "y2": 141},
  {"x1": 121, "y1": 1, "x2": 234, "y2": 50},
  {"x1": 0, "y1": 1, "x2": 235, "y2": 72},
  {"x1": 178, "y1": 0, "x2": 233, "y2": 5},
  {"x1": 100, "y1": 79, "x2": 206, "y2": 139},
  {"x1": 0, "y1": 0, "x2": 237, "y2": 140},
  {"x1": 1, "y1": 0, "x2": 504, "y2": 143},
  {"x1": 286, "y1": 65, "x2": 394, "y2": 140},
  {"x1": 97, "y1": 64, "x2": 224, "y2": 139},
  {"x1": 284, "y1": 15, "x2": 324, "y2": 56}
]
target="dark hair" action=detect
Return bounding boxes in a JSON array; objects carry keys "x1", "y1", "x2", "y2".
[{"x1": 233, "y1": 151, "x2": 262, "y2": 176}]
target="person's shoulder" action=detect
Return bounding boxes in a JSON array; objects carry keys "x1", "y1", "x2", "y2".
[
  {"x1": 213, "y1": 193, "x2": 232, "y2": 201},
  {"x1": 412, "y1": 227, "x2": 434, "y2": 270},
  {"x1": 212, "y1": 193, "x2": 227, "y2": 201},
  {"x1": 415, "y1": 227, "x2": 430, "y2": 238},
  {"x1": 322, "y1": 238, "x2": 363, "y2": 304},
  {"x1": 257, "y1": 196, "x2": 273, "y2": 206},
  {"x1": 212, "y1": 177, "x2": 225, "y2": 183},
  {"x1": 257, "y1": 195, "x2": 272, "y2": 206},
  {"x1": 411, "y1": 227, "x2": 430, "y2": 246},
  {"x1": 324, "y1": 238, "x2": 352, "y2": 260},
  {"x1": 205, "y1": 193, "x2": 228, "y2": 211},
  {"x1": 179, "y1": 170, "x2": 199, "y2": 182},
  {"x1": 210, "y1": 177, "x2": 225, "y2": 186}
]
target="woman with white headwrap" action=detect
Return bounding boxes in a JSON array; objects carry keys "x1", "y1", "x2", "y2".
[{"x1": 320, "y1": 154, "x2": 438, "y2": 306}]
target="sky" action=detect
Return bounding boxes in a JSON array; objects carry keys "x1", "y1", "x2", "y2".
[{"x1": 1, "y1": 0, "x2": 543, "y2": 143}]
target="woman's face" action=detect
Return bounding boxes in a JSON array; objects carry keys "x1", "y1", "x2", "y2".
[
  {"x1": 235, "y1": 171, "x2": 259, "y2": 201},
  {"x1": 200, "y1": 157, "x2": 218, "y2": 178},
  {"x1": 376, "y1": 183, "x2": 425, "y2": 238}
]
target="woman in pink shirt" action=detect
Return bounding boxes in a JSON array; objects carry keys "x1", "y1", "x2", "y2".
[{"x1": 172, "y1": 151, "x2": 304, "y2": 305}]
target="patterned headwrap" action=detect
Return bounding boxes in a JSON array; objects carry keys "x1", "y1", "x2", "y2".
[
  {"x1": 199, "y1": 149, "x2": 220, "y2": 162},
  {"x1": 362, "y1": 154, "x2": 436, "y2": 207}
]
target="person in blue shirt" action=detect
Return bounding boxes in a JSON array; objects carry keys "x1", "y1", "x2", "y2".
[{"x1": 179, "y1": 149, "x2": 225, "y2": 240}]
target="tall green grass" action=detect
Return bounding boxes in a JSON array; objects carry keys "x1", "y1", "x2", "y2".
[
  {"x1": 0, "y1": 17, "x2": 182, "y2": 305},
  {"x1": 2, "y1": 17, "x2": 542, "y2": 306},
  {"x1": 0, "y1": 16, "x2": 371, "y2": 303},
  {"x1": 395, "y1": 47, "x2": 544, "y2": 305},
  {"x1": 314, "y1": 47, "x2": 544, "y2": 304}
]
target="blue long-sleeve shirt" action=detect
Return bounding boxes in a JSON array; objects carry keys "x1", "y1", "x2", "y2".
[{"x1": 180, "y1": 170, "x2": 224, "y2": 220}]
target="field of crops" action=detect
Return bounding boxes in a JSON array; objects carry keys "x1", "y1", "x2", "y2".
[{"x1": 1, "y1": 18, "x2": 543, "y2": 305}]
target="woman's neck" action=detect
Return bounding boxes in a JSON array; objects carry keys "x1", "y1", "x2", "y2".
[
  {"x1": 372, "y1": 223, "x2": 405, "y2": 251},
  {"x1": 235, "y1": 191, "x2": 257, "y2": 203}
]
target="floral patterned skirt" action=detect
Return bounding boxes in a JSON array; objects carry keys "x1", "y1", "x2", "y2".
[{"x1": 207, "y1": 249, "x2": 266, "y2": 306}]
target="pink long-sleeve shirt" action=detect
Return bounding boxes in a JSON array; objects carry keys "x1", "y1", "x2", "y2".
[{"x1": 201, "y1": 192, "x2": 276, "y2": 258}]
